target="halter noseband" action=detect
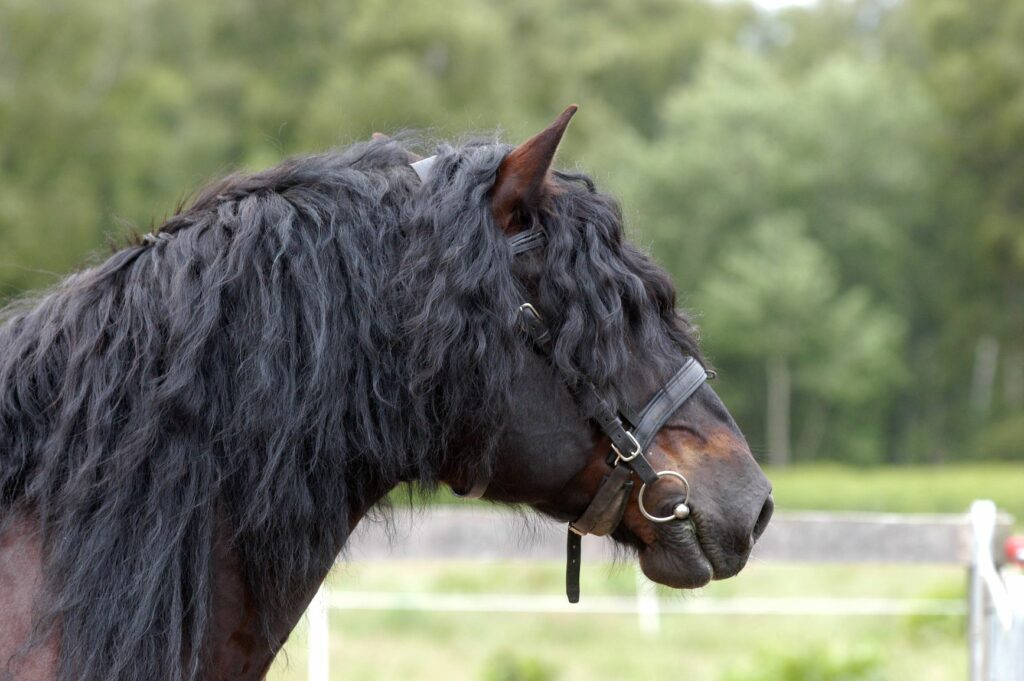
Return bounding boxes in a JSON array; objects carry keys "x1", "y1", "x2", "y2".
[{"x1": 412, "y1": 157, "x2": 710, "y2": 602}]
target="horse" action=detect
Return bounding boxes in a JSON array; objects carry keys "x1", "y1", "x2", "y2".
[{"x1": 0, "y1": 106, "x2": 773, "y2": 681}]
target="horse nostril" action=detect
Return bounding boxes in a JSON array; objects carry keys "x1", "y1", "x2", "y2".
[{"x1": 751, "y1": 494, "x2": 774, "y2": 543}]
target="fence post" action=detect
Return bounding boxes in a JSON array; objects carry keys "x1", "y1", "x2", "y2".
[
  {"x1": 635, "y1": 566, "x2": 661, "y2": 635},
  {"x1": 308, "y1": 584, "x2": 330, "y2": 681},
  {"x1": 969, "y1": 500, "x2": 999, "y2": 681},
  {"x1": 1003, "y1": 569, "x2": 1024, "y2": 680},
  {"x1": 967, "y1": 499, "x2": 1019, "y2": 681}
]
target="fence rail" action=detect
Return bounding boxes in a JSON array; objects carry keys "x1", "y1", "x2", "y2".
[
  {"x1": 342, "y1": 506, "x2": 1013, "y2": 564},
  {"x1": 324, "y1": 590, "x2": 967, "y2": 616}
]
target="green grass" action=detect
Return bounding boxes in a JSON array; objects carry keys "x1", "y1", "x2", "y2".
[
  {"x1": 763, "y1": 463, "x2": 1024, "y2": 523},
  {"x1": 267, "y1": 562, "x2": 968, "y2": 681},
  {"x1": 393, "y1": 462, "x2": 1024, "y2": 524}
]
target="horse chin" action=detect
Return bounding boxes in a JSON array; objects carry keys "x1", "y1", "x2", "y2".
[{"x1": 637, "y1": 521, "x2": 714, "y2": 589}]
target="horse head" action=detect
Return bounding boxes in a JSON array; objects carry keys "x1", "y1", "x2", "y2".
[{"x1": 414, "y1": 107, "x2": 773, "y2": 593}]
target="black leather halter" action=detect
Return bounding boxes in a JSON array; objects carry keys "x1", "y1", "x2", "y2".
[
  {"x1": 409, "y1": 158, "x2": 710, "y2": 601},
  {"x1": 508, "y1": 226, "x2": 711, "y2": 602}
]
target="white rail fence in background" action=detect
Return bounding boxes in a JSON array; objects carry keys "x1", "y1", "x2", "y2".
[
  {"x1": 970, "y1": 500, "x2": 1024, "y2": 681},
  {"x1": 306, "y1": 502, "x2": 1022, "y2": 681}
]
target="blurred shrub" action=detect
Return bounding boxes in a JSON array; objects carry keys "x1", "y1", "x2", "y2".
[
  {"x1": 721, "y1": 646, "x2": 886, "y2": 681},
  {"x1": 481, "y1": 650, "x2": 560, "y2": 681},
  {"x1": 975, "y1": 414, "x2": 1024, "y2": 461}
]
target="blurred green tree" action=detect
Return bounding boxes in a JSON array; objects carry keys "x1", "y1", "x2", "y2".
[
  {"x1": 907, "y1": 0, "x2": 1024, "y2": 452},
  {"x1": 598, "y1": 47, "x2": 933, "y2": 463},
  {"x1": 700, "y1": 215, "x2": 904, "y2": 465},
  {"x1": 1, "y1": 0, "x2": 1021, "y2": 465}
]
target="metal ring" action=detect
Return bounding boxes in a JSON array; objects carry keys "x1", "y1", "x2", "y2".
[
  {"x1": 638, "y1": 470, "x2": 691, "y2": 523},
  {"x1": 610, "y1": 431, "x2": 642, "y2": 463}
]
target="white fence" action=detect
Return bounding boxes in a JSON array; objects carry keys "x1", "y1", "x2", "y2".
[
  {"x1": 969, "y1": 500, "x2": 1024, "y2": 681},
  {"x1": 305, "y1": 501, "x2": 1022, "y2": 681}
]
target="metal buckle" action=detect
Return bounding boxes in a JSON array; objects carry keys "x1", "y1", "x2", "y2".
[
  {"x1": 518, "y1": 302, "x2": 541, "y2": 321},
  {"x1": 637, "y1": 470, "x2": 691, "y2": 523},
  {"x1": 610, "y1": 431, "x2": 642, "y2": 463}
]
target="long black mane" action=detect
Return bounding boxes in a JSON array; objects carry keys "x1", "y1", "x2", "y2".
[{"x1": 0, "y1": 136, "x2": 696, "y2": 681}]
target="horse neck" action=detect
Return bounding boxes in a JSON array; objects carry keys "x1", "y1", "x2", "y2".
[{"x1": 206, "y1": 480, "x2": 394, "y2": 681}]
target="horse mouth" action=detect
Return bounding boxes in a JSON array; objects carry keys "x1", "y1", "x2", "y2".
[
  {"x1": 636, "y1": 518, "x2": 716, "y2": 589},
  {"x1": 610, "y1": 511, "x2": 718, "y2": 589}
]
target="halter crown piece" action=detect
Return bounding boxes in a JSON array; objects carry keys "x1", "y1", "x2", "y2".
[
  {"x1": 410, "y1": 155, "x2": 710, "y2": 602},
  {"x1": 410, "y1": 156, "x2": 437, "y2": 182}
]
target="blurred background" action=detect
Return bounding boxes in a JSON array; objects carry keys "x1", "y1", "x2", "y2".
[{"x1": 1, "y1": 0, "x2": 1022, "y2": 679}]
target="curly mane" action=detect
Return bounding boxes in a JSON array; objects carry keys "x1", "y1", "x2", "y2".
[{"x1": 0, "y1": 136, "x2": 697, "y2": 681}]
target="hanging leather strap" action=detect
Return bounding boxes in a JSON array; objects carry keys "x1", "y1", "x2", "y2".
[{"x1": 566, "y1": 530, "x2": 582, "y2": 603}]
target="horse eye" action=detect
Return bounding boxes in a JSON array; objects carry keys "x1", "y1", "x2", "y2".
[
  {"x1": 706, "y1": 368, "x2": 718, "y2": 380},
  {"x1": 664, "y1": 422, "x2": 703, "y2": 440}
]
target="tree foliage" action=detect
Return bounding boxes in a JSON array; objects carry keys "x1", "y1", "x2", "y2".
[{"x1": 0, "y1": 0, "x2": 1019, "y2": 463}]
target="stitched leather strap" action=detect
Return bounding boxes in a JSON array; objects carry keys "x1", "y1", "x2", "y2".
[
  {"x1": 581, "y1": 385, "x2": 660, "y2": 486},
  {"x1": 566, "y1": 529, "x2": 582, "y2": 603},
  {"x1": 633, "y1": 358, "x2": 707, "y2": 454},
  {"x1": 519, "y1": 303, "x2": 553, "y2": 354},
  {"x1": 520, "y1": 305, "x2": 662, "y2": 486},
  {"x1": 509, "y1": 227, "x2": 546, "y2": 255},
  {"x1": 569, "y1": 465, "x2": 634, "y2": 536}
]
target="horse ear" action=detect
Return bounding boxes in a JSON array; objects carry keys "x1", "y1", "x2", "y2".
[
  {"x1": 373, "y1": 131, "x2": 425, "y2": 164},
  {"x1": 491, "y1": 104, "x2": 577, "y2": 234}
]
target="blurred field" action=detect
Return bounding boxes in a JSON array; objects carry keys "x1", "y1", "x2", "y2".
[
  {"x1": 265, "y1": 463, "x2": 1023, "y2": 681},
  {"x1": 764, "y1": 463, "x2": 1024, "y2": 523},
  {"x1": 266, "y1": 561, "x2": 967, "y2": 681}
]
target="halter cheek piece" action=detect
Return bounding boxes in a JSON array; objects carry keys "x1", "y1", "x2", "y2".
[
  {"x1": 517, "y1": 295, "x2": 708, "y2": 602},
  {"x1": 412, "y1": 156, "x2": 710, "y2": 602}
]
